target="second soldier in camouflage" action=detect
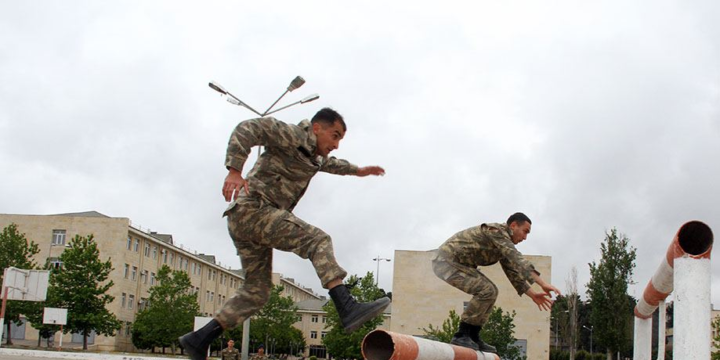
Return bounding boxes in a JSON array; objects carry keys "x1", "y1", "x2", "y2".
[{"x1": 433, "y1": 212, "x2": 561, "y2": 353}]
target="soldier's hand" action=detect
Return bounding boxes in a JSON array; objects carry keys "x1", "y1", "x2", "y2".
[
  {"x1": 357, "y1": 166, "x2": 385, "y2": 177},
  {"x1": 527, "y1": 289, "x2": 554, "y2": 311},
  {"x1": 223, "y1": 168, "x2": 249, "y2": 201},
  {"x1": 542, "y1": 283, "x2": 562, "y2": 297}
]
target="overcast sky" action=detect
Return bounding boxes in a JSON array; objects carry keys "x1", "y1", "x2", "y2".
[{"x1": 2, "y1": 1, "x2": 719, "y2": 308}]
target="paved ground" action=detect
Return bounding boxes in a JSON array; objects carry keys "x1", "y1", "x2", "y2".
[{"x1": 0, "y1": 348, "x2": 187, "y2": 360}]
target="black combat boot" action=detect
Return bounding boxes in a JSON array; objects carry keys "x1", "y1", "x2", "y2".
[
  {"x1": 470, "y1": 324, "x2": 497, "y2": 354},
  {"x1": 178, "y1": 318, "x2": 224, "y2": 360},
  {"x1": 450, "y1": 322, "x2": 480, "y2": 351},
  {"x1": 329, "y1": 284, "x2": 391, "y2": 333}
]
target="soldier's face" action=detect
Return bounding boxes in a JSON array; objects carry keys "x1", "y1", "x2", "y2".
[
  {"x1": 510, "y1": 221, "x2": 531, "y2": 244},
  {"x1": 313, "y1": 121, "x2": 345, "y2": 157}
]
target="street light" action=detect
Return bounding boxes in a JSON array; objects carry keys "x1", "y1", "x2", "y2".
[
  {"x1": 583, "y1": 325, "x2": 593, "y2": 354},
  {"x1": 372, "y1": 256, "x2": 391, "y2": 286},
  {"x1": 208, "y1": 75, "x2": 319, "y2": 117}
]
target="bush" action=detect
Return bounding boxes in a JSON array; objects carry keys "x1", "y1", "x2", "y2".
[
  {"x1": 550, "y1": 349, "x2": 570, "y2": 360},
  {"x1": 574, "y1": 350, "x2": 590, "y2": 360},
  {"x1": 309, "y1": 356, "x2": 317, "y2": 360}
]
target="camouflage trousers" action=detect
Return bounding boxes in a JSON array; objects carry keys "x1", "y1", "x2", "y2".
[
  {"x1": 216, "y1": 197, "x2": 348, "y2": 329},
  {"x1": 432, "y1": 253, "x2": 498, "y2": 327}
]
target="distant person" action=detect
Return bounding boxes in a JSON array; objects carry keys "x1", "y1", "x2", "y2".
[
  {"x1": 251, "y1": 345, "x2": 268, "y2": 360},
  {"x1": 433, "y1": 212, "x2": 561, "y2": 353},
  {"x1": 179, "y1": 108, "x2": 390, "y2": 360},
  {"x1": 222, "y1": 339, "x2": 240, "y2": 360}
]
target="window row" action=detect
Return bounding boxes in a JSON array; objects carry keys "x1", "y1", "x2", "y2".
[{"x1": 309, "y1": 331, "x2": 327, "y2": 339}]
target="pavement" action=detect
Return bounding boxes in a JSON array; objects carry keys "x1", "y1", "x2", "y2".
[{"x1": 0, "y1": 347, "x2": 187, "y2": 360}]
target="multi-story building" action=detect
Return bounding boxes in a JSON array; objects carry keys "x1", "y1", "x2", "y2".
[
  {"x1": 0, "y1": 211, "x2": 321, "y2": 352},
  {"x1": 390, "y1": 249, "x2": 552, "y2": 360}
]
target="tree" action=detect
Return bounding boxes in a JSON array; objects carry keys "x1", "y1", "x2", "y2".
[
  {"x1": 49, "y1": 234, "x2": 121, "y2": 349},
  {"x1": 0, "y1": 223, "x2": 41, "y2": 344},
  {"x1": 586, "y1": 228, "x2": 636, "y2": 360},
  {"x1": 421, "y1": 309, "x2": 460, "y2": 343},
  {"x1": 711, "y1": 315, "x2": 720, "y2": 360},
  {"x1": 481, "y1": 307, "x2": 523, "y2": 360},
  {"x1": 132, "y1": 265, "x2": 199, "y2": 353},
  {"x1": 249, "y1": 285, "x2": 301, "y2": 355},
  {"x1": 322, "y1": 273, "x2": 386, "y2": 360}
]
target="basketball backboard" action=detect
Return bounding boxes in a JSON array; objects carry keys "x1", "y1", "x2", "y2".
[
  {"x1": 43, "y1": 307, "x2": 68, "y2": 325},
  {"x1": 2, "y1": 267, "x2": 50, "y2": 301}
]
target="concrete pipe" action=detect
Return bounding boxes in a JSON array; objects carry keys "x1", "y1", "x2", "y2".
[
  {"x1": 634, "y1": 221, "x2": 713, "y2": 319},
  {"x1": 362, "y1": 330, "x2": 499, "y2": 360}
]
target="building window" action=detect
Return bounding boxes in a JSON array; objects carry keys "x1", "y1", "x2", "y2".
[
  {"x1": 121, "y1": 293, "x2": 126, "y2": 308},
  {"x1": 169, "y1": 253, "x2": 174, "y2": 266},
  {"x1": 124, "y1": 264, "x2": 129, "y2": 279},
  {"x1": 48, "y1": 258, "x2": 63, "y2": 270},
  {"x1": 125, "y1": 322, "x2": 132, "y2": 336},
  {"x1": 162, "y1": 249, "x2": 167, "y2": 263},
  {"x1": 210, "y1": 292, "x2": 214, "y2": 302},
  {"x1": 126, "y1": 236, "x2": 132, "y2": 250},
  {"x1": 131, "y1": 266, "x2": 137, "y2": 281},
  {"x1": 321, "y1": 331, "x2": 327, "y2": 339},
  {"x1": 311, "y1": 315, "x2": 318, "y2": 323},
  {"x1": 51, "y1": 230, "x2": 66, "y2": 246},
  {"x1": 208, "y1": 270, "x2": 212, "y2": 280},
  {"x1": 133, "y1": 239, "x2": 139, "y2": 252},
  {"x1": 150, "y1": 272, "x2": 156, "y2": 285},
  {"x1": 139, "y1": 298, "x2": 147, "y2": 311},
  {"x1": 128, "y1": 295, "x2": 135, "y2": 310},
  {"x1": 322, "y1": 316, "x2": 327, "y2": 324},
  {"x1": 296, "y1": 315, "x2": 302, "y2": 323},
  {"x1": 310, "y1": 331, "x2": 317, "y2": 339},
  {"x1": 141, "y1": 270, "x2": 148, "y2": 284},
  {"x1": 152, "y1": 246, "x2": 157, "y2": 259},
  {"x1": 144, "y1": 243, "x2": 150, "y2": 257},
  {"x1": 206, "y1": 291, "x2": 211, "y2": 302}
]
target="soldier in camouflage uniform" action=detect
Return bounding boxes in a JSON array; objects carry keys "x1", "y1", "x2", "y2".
[
  {"x1": 179, "y1": 108, "x2": 391, "y2": 360},
  {"x1": 250, "y1": 346, "x2": 267, "y2": 360},
  {"x1": 221, "y1": 340, "x2": 240, "y2": 360},
  {"x1": 433, "y1": 212, "x2": 561, "y2": 353}
]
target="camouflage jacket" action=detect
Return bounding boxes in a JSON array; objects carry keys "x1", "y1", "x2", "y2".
[
  {"x1": 437, "y1": 222, "x2": 539, "y2": 296},
  {"x1": 222, "y1": 348, "x2": 240, "y2": 360},
  {"x1": 225, "y1": 117, "x2": 358, "y2": 212}
]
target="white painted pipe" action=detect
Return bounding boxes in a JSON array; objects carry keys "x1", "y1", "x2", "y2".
[
  {"x1": 674, "y1": 256, "x2": 711, "y2": 360},
  {"x1": 632, "y1": 221, "x2": 713, "y2": 360},
  {"x1": 633, "y1": 317, "x2": 652, "y2": 360},
  {"x1": 362, "y1": 330, "x2": 499, "y2": 360},
  {"x1": 634, "y1": 221, "x2": 713, "y2": 319}
]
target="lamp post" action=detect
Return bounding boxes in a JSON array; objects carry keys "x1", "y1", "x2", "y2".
[
  {"x1": 209, "y1": 76, "x2": 319, "y2": 117},
  {"x1": 372, "y1": 256, "x2": 391, "y2": 286},
  {"x1": 583, "y1": 325, "x2": 593, "y2": 354}
]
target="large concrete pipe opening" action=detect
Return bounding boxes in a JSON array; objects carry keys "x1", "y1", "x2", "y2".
[
  {"x1": 677, "y1": 221, "x2": 713, "y2": 256},
  {"x1": 363, "y1": 330, "x2": 396, "y2": 360}
]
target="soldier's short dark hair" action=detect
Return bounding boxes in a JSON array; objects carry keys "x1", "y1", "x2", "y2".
[
  {"x1": 311, "y1": 107, "x2": 346, "y2": 132},
  {"x1": 507, "y1": 212, "x2": 532, "y2": 226}
]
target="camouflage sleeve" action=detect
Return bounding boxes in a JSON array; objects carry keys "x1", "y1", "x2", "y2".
[
  {"x1": 319, "y1": 156, "x2": 359, "y2": 175},
  {"x1": 225, "y1": 117, "x2": 298, "y2": 171},
  {"x1": 485, "y1": 226, "x2": 539, "y2": 292}
]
